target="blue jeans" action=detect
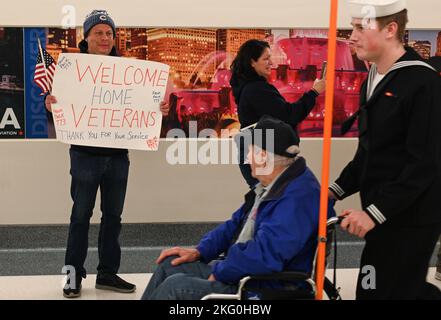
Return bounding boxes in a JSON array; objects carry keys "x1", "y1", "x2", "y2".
[
  {"x1": 141, "y1": 256, "x2": 237, "y2": 300},
  {"x1": 65, "y1": 149, "x2": 129, "y2": 278}
]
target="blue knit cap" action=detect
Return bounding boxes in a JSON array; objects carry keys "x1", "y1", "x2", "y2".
[{"x1": 83, "y1": 10, "x2": 116, "y2": 38}]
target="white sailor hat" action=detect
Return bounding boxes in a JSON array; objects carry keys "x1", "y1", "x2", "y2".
[{"x1": 349, "y1": 0, "x2": 407, "y2": 18}]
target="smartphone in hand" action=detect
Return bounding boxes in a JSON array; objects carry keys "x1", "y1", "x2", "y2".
[{"x1": 320, "y1": 61, "x2": 328, "y2": 80}]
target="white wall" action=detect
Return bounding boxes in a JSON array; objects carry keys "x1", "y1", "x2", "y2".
[
  {"x1": 0, "y1": 0, "x2": 438, "y2": 224},
  {"x1": 0, "y1": 139, "x2": 359, "y2": 224}
]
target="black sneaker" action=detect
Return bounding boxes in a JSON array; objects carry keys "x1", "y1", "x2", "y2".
[
  {"x1": 63, "y1": 276, "x2": 82, "y2": 298},
  {"x1": 95, "y1": 273, "x2": 136, "y2": 293}
]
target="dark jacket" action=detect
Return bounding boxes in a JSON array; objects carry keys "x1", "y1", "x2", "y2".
[
  {"x1": 230, "y1": 74, "x2": 318, "y2": 130},
  {"x1": 197, "y1": 157, "x2": 336, "y2": 286},
  {"x1": 330, "y1": 47, "x2": 441, "y2": 227}
]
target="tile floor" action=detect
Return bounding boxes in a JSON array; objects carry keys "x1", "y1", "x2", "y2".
[{"x1": 0, "y1": 268, "x2": 439, "y2": 300}]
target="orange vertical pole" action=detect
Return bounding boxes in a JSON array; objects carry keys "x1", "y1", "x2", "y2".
[{"x1": 315, "y1": 0, "x2": 338, "y2": 300}]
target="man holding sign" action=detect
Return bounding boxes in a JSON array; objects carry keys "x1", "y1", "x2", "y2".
[{"x1": 45, "y1": 10, "x2": 169, "y2": 298}]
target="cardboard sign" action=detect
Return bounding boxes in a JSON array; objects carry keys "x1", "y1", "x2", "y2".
[{"x1": 51, "y1": 53, "x2": 169, "y2": 151}]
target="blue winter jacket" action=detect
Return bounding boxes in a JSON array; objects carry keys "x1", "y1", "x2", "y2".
[{"x1": 197, "y1": 157, "x2": 336, "y2": 286}]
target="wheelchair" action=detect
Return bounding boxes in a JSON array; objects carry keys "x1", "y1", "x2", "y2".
[{"x1": 201, "y1": 216, "x2": 342, "y2": 300}]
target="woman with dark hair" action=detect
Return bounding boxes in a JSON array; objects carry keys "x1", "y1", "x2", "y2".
[{"x1": 230, "y1": 39, "x2": 326, "y2": 187}]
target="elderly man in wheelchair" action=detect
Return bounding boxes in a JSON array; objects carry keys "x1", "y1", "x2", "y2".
[{"x1": 141, "y1": 116, "x2": 336, "y2": 300}]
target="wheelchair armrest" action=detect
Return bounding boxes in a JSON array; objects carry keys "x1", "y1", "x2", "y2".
[{"x1": 246, "y1": 271, "x2": 310, "y2": 282}]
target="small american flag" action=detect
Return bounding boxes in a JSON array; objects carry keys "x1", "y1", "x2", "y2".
[{"x1": 34, "y1": 46, "x2": 56, "y2": 94}]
